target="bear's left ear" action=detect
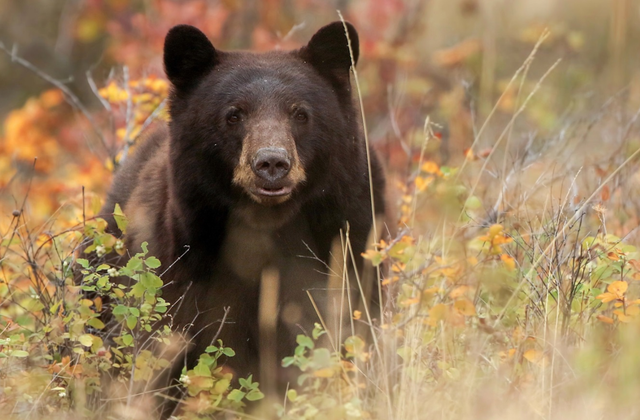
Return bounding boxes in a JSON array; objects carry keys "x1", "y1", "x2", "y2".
[
  {"x1": 164, "y1": 24, "x2": 218, "y2": 91},
  {"x1": 300, "y1": 21, "x2": 359, "y2": 85}
]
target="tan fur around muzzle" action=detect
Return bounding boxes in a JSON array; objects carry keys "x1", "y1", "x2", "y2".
[{"x1": 232, "y1": 118, "x2": 306, "y2": 204}]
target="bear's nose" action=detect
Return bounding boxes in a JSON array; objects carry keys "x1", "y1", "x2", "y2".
[{"x1": 252, "y1": 147, "x2": 291, "y2": 181}]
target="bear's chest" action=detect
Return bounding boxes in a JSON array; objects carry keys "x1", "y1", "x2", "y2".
[
  {"x1": 221, "y1": 218, "x2": 276, "y2": 281},
  {"x1": 219, "y1": 203, "x2": 315, "y2": 282}
]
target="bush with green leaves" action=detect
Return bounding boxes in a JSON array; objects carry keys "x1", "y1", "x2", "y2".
[{"x1": 0, "y1": 205, "x2": 263, "y2": 419}]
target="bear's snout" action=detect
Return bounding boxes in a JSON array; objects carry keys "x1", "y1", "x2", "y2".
[{"x1": 252, "y1": 147, "x2": 291, "y2": 181}]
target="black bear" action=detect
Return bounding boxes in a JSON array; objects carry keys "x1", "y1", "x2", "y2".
[{"x1": 99, "y1": 20, "x2": 385, "y2": 400}]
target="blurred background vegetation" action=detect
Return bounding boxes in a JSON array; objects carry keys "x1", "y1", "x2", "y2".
[{"x1": 2, "y1": 0, "x2": 639, "y2": 156}]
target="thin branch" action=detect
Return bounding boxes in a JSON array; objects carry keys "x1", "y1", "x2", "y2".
[{"x1": 0, "y1": 41, "x2": 111, "y2": 157}]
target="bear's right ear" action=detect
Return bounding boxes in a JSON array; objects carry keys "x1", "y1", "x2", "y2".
[
  {"x1": 164, "y1": 25, "x2": 218, "y2": 91},
  {"x1": 300, "y1": 21, "x2": 359, "y2": 87}
]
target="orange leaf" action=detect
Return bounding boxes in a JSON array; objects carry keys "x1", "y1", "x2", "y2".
[
  {"x1": 626, "y1": 305, "x2": 640, "y2": 316},
  {"x1": 597, "y1": 315, "x2": 614, "y2": 324},
  {"x1": 629, "y1": 259, "x2": 640, "y2": 271},
  {"x1": 427, "y1": 304, "x2": 447, "y2": 326},
  {"x1": 523, "y1": 349, "x2": 543, "y2": 364},
  {"x1": 313, "y1": 368, "x2": 336, "y2": 378},
  {"x1": 596, "y1": 292, "x2": 616, "y2": 303},
  {"x1": 607, "y1": 281, "x2": 628, "y2": 297},
  {"x1": 479, "y1": 148, "x2": 493, "y2": 158},
  {"x1": 449, "y1": 286, "x2": 469, "y2": 299},
  {"x1": 463, "y1": 148, "x2": 476, "y2": 161},
  {"x1": 614, "y1": 310, "x2": 632, "y2": 323},
  {"x1": 500, "y1": 254, "x2": 516, "y2": 271},
  {"x1": 488, "y1": 224, "x2": 504, "y2": 237},
  {"x1": 454, "y1": 298, "x2": 476, "y2": 316},
  {"x1": 421, "y1": 161, "x2": 442, "y2": 175},
  {"x1": 432, "y1": 38, "x2": 481, "y2": 68},
  {"x1": 607, "y1": 251, "x2": 619, "y2": 261},
  {"x1": 415, "y1": 175, "x2": 434, "y2": 192},
  {"x1": 601, "y1": 185, "x2": 610, "y2": 201},
  {"x1": 402, "y1": 297, "x2": 421, "y2": 306}
]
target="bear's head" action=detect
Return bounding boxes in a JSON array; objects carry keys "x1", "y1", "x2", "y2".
[{"x1": 163, "y1": 22, "x2": 361, "y2": 214}]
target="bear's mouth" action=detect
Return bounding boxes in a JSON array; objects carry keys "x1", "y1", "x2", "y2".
[{"x1": 256, "y1": 185, "x2": 293, "y2": 197}]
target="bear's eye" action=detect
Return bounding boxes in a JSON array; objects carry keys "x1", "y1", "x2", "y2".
[
  {"x1": 227, "y1": 109, "x2": 242, "y2": 125},
  {"x1": 294, "y1": 110, "x2": 308, "y2": 123},
  {"x1": 227, "y1": 113, "x2": 241, "y2": 125}
]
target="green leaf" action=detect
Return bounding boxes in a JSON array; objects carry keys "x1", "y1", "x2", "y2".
[
  {"x1": 121, "y1": 334, "x2": 134, "y2": 347},
  {"x1": 112, "y1": 305, "x2": 128, "y2": 316},
  {"x1": 140, "y1": 272, "x2": 163, "y2": 289},
  {"x1": 312, "y1": 324, "x2": 325, "y2": 340},
  {"x1": 213, "y1": 378, "x2": 230, "y2": 394},
  {"x1": 87, "y1": 317, "x2": 105, "y2": 330},
  {"x1": 76, "y1": 259, "x2": 89, "y2": 269},
  {"x1": 227, "y1": 389, "x2": 246, "y2": 402},
  {"x1": 246, "y1": 389, "x2": 264, "y2": 401},
  {"x1": 126, "y1": 316, "x2": 137, "y2": 330},
  {"x1": 113, "y1": 203, "x2": 128, "y2": 234},
  {"x1": 130, "y1": 282, "x2": 146, "y2": 298},
  {"x1": 282, "y1": 357, "x2": 295, "y2": 368},
  {"x1": 10, "y1": 350, "x2": 29, "y2": 358},
  {"x1": 311, "y1": 348, "x2": 332, "y2": 369},
  {"x1": 205, "y1": 346, "x2": 219, "y2": 353},
  {"x1": 193, "y1": 362, "x2": 211, "y2": 378},
  {"x1": 222, "y1": 347, "x2": 235, "y2": 357},
  {"x1": 125, "y1": 256, "x2": 143, "y2": 273},
  {"x1": 296, "y1": 335, "x2": 314, "y2": 349},
  {"x1": 465, "y1": 195, "x2": 482, "y2": 210},
  {"x1": 78, "y1": 334, "x2": 94, "y2": 347},
  {"x1": 145, "y1": 257, "x2": 161, "y2": 269},
  {"x1": 287, "y1": 389, "x2": 297, "y2": 402}
]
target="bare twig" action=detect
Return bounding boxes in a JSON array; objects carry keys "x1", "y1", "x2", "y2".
[{"x1": 0, "y1": 41, "x2": 111, "y2": 158}]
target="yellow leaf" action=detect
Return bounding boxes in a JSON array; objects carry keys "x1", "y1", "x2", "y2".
[
  {"x1": 607, "y1": 281, "x2": 628, "y2": 297},
  {"x1": 421, "y1": 161, "x2": 440, "y2": 174},
  {"x1": 454, "y1": 298, "x2": 476, "y2": 316},
  {"x1": 78, "y1": 334, "x2": 94, "y2": 347},
  {"x1": 597, "y1": 315, "x2": 614, "y2": 324},
  {"x1": 415, "y1": 175, "x2": 434, "y2": 192},
  {"x1": 523, "y1": 349, "x2": 542, "y2": 363},
  {"x1": 427, "y1": 304, "x2": 447, "y2": 326},
  {"x1": 464, "y1": 148, "x2": 475, "y2": 161},
  {"x1": 449, "y1": 286, "x2": 469, "y2": 299},
  {"x1": 614, "y1": 310, "x2": 632, "y2": 323},
  {"x1": 313, "y1": 368, "x2": 335, "y2": 378},
  {"x1": 488, "y1": 224, "x2": 504, "y2": 237},
  {"x1": 402, "y1": 297, "x2": 420, "y2": 306},
  {"x1": 626, "y1": 305, "x2": 640, "y2": 316},
  {"x1": 500, "y1": 254, "x2": 516, "y2": 271},
  {"x1": 596, "y1": 292, "x2": 616, "y2": 303},
  {"x1": 353, "y1": 310, "x2": 362, "y2": 320}
]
